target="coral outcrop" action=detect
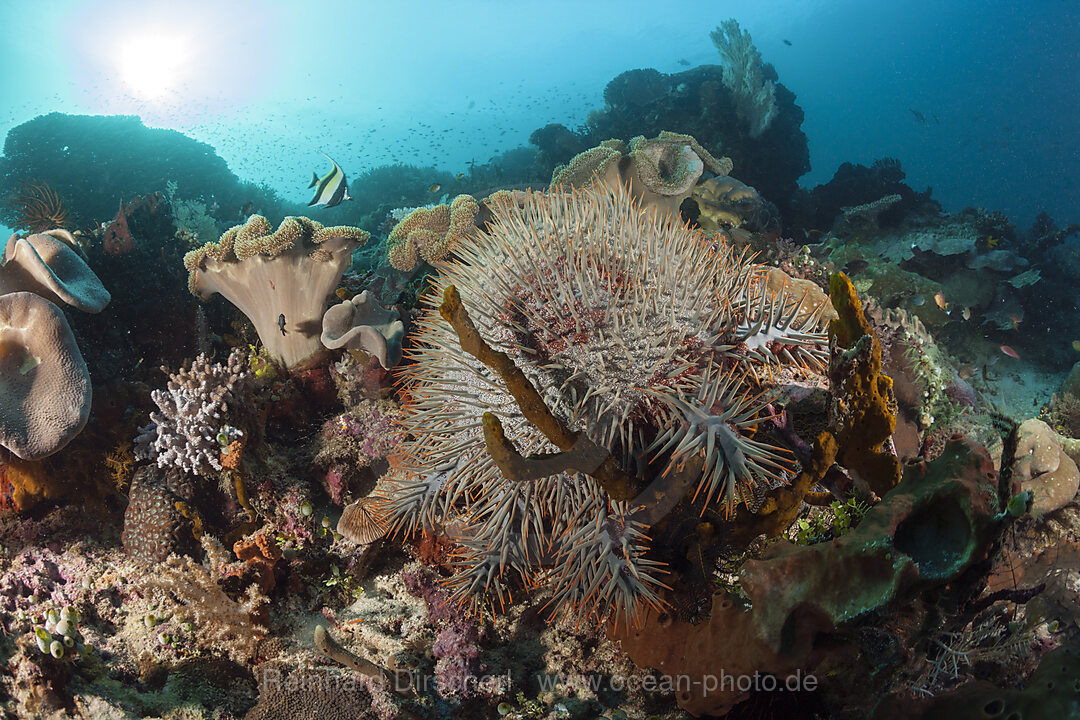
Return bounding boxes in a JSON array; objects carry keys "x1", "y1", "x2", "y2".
[
  {"x1": 551, "y1": 131, "x2": 733, "y2": 219},
  {"x1": 184, "y1": 215, "x2": 369, "y2": 369},
  {"x1": 614, "y1": 435, "x2": 1001, "y2": 717},
  {"x1": 377, "y1": 180, "x2": 828, "y2": 624}
]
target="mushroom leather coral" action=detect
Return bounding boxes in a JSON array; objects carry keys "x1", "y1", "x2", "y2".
[
  {"x1": 0, "y1": 292, "x2": 92, "y2": 460},
  {"x1": 1, "y1": 230, "x2": 111, "y2": 313},
  {"x1": 184, "y1": 215, "x2": 369, "y2": 370}
]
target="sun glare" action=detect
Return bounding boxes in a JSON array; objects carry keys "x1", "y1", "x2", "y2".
[{"x1": 115, "y1": 31, "x2": 188, "y2": 99}]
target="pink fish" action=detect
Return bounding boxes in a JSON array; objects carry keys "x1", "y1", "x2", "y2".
[{"x1": 999, "y1": 345, "x2": 1020, "y2": 359}]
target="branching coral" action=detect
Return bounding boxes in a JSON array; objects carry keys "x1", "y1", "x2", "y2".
[
  {"x1": 184, "y1": 214, "x2": 369, "y2": 369},
  {"x1": 139, "y1": 550, "x2": 267, "y2": 664},
  {"x1": 133, "y1": 349, "x2": 250, "y2": 476},
  {"x1": 377, "y1": 181, "x2": 827, "y2": 625}
]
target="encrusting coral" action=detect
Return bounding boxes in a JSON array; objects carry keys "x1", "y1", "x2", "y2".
[
  {"x1": 386, "y1": 193, "x2": 480, "y2": 272},
  {"x1": 376, "y1": 180, "x2": 828, "y2": 625},
  {"x1": 184, "y1": 214, "x2": 369, "y2": 369}
]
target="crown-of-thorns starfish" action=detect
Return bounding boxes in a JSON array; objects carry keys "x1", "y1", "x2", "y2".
[{"x1": 377, "y1": 179, "x2": 828, "y2": 625}]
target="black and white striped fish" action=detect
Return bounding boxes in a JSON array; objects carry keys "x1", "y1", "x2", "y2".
[{"x1": 307, "y1": 152, "x2": 351, "y2": 208}]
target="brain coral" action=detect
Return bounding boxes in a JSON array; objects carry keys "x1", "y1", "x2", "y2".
[{"x1": 378, "y1": 181, "x2": 827, "y2": 625}]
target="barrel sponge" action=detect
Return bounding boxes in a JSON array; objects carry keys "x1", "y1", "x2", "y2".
[
  {"x1": 386, "y1": 194, "x2": 480, "y2": 272},
  {"x1": 0, "y1": 291, "x2": 92, "y2": 460},
  {"x1": 184, "y1": 215, "x2": 369, "y2": 370},
  {"x1": 1, "y1": 230, "x2": 111, "y2": 313}
]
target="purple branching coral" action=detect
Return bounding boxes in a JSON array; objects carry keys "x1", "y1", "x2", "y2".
[{"x1": 134, "y1": 348, "x2": 250, "y2": 476}]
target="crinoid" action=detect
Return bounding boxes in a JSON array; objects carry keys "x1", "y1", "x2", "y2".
[
  {"x1": 378, "y1": 180, "x2": 828, "y2": 626},
  {"x1": 12, "y1": 180, "x2": 68, "y2": 233}
]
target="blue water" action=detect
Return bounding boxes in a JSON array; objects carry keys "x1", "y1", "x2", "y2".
[{"x1": 1, "y1": 0, "x2": 1076, "y2": 235}]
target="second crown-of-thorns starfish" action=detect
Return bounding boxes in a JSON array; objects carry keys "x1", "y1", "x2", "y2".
[{"x1": 376, "y1": 179, "x2": 828, "y2": 626}]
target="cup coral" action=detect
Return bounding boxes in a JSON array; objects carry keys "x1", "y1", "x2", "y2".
[
  {"x1": 378, "y1": 181, "x2": 827, "y2": 625},
  {"x1": 184, "y1": 215, "x2": 369, "y2": 370}
]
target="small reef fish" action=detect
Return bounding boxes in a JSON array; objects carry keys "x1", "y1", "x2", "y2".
[
  {"x1": 1073, "y1": 340, "x2": 1080, "y2": 353},
  {"x1": 429, "y1": 183, "x2": 442, "y2": 193},
  {"x1": 1007, "y1": 312, "x2": 1023, "y2": 330},
  {"x1": 455, "y1": 172, "x2": 466, "y2": 180},
  {"x1": 239, "y1": 201, "x2": 255, "y2": 219},
  {"x1": 842, "y1": 259, "x2": 869, "y2": 275},
  {"x1": 961, "y1": 306, "x2": 971, "y2": 321},
  {"x1": 933, "y1": 292, "x2": 948, "y2": 310},
  {"x1": 910, "y1": 109, "x2": 926, "y2": 123},
  {"x1": 911, "y1": 294, "x2": 926, "y2": 307},
  {"x1": 999, "y1": 345, "x2": 1020, "y2": 359},
  {"x1": 278, "y1": 314, "x2": 287, "y2": 336},
  {"x1": 307, "y1": 152, "x2": 351, "y2": 208},
  {"x1": 783, "y1": 39, "x2": 792, "y2": 46}
]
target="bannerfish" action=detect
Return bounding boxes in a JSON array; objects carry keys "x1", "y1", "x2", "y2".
[
  {"x1": 307, "y1": 152, "x2": 351, "y2": 208},
  {"x1": 278, "y1": 314, "x2": 287, "y2": 336}
]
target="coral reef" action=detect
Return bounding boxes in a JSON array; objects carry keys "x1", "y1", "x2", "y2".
[
  {"x1": 614, "y1": 435, "x2": 1001, "y2": 716},
  {"x1": 184, "y1": 215, "x2": 369, "y2": 369},
  {"x1": 378, "y1": 180, "x2": 827, "y2": 624}
]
